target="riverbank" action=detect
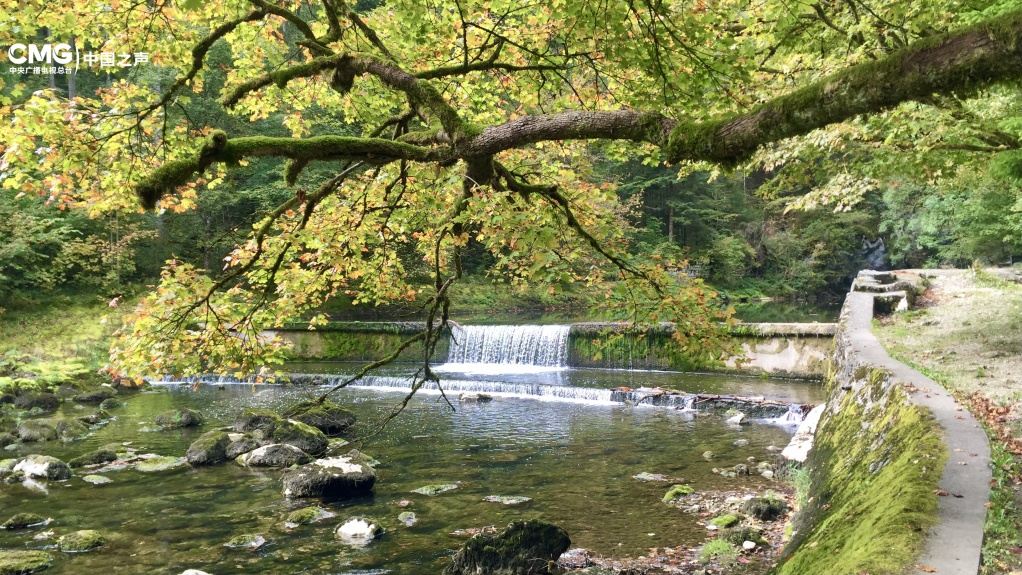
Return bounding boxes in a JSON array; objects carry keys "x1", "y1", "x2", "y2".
[{"x1": 874, "y1": 269, "x2": 1022, "y2": 574}]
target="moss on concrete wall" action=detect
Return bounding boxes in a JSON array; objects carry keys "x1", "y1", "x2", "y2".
[{"x1": 774, "y1": 334, "x2": 947, "y2": 574}]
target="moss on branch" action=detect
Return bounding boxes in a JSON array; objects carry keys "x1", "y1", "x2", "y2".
[{"x1": 135, "y1": 131, "x2": 431, "y2": 210}]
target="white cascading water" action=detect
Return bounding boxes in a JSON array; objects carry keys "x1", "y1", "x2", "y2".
[{"x1": 444, "y1": 324, "x2": 570, "y2": 368}]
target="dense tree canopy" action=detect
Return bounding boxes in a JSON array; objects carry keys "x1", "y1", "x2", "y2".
[{"x1": 3, "y1": 0, "x2": 1022, "y2": 380}]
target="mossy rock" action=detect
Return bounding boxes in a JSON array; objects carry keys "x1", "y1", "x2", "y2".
[
  {"x1": 741, "y1": 496, "x2": 788, "y2": 521},
  {"x1": 73, "y1": 389, "x2": 114, "y2": 405},
  {"x1": 185, "y1": 431, "x2": 230, "y2": 466},
  {"x1": 232, "y1": 408, "x2": 282, "y2": 438},
  {"x1": 68, "y1": 448, "x2": 117, "y2": 469},
  {"x1": 13, "y1": 393, "x2": 59, "y2": 413},
  {"x1": 238, "y1": 443, "x2": 314, "y2": 468},
  {"x1": 412, "y1": 483, "x2": 459, "y2": 496},
  {"x1": 225, "y1": 435, "x2": 263, "y2": 460},
  {"x1": 0, "y1": 433, "x2": 17, "y2": 448},
  {"x1": 0, "y1": 550, "x2": 51, "y2": 574},
  {"x1": 271, "y1": 420, "x2": 327, "y2": 457},
  {"x1": 1, "y1": 513, "x2": 48, "y2": 530},
  {"x1": 136, "y1": 456, "x2": 187, "y2": 472},
  {"x1": 709, "y1": 513, "x2": 740, "y2": 528},
  {"x1": 14, "y1": 455, "x2": 72, "y2": 480},
  {"x1": 155, "y1": 408, "x2": 203, "y2": 428},
  {"x1": 443, "y1": 519, "x2": 570, "y2": 575},
  {"x1": 281, "y1": 449, "x2": 376, "y2": 499},
  {"x1": 285, "y1": 506, "x2": 334, "y2": 526},
  {"x1": 17, "y1": 419, "x2": 88, "y2": 443},
  {"x1": 282, "y1": 400, "x2": 355, "y2": 436},
  {"x1": 98, "y1": 398, "x2": 121, "y2": 410},
  {"x1": 224, "y1": 533, "x2": 265, "y2": 549},
  {"x1": 662, "y1": 484, "x2": 695, "y2": 503},
  {"x1": 57, "y1": 529, "x2": 105, "y2": 552},
  {"x1": 722, "y1": 526, "x2": 767, "y2": 546}
]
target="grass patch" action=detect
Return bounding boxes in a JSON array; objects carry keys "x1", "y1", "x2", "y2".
[{"x1": 699, "y1": 537, "x2": 740, "y2": 567}]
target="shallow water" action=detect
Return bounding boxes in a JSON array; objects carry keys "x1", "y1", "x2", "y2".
[{"x1": 0, "y1": 369, "x2": 824, "y2": 574}]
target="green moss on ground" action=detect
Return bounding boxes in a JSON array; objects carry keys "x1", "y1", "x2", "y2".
[{"x1": 774, "y1": 375, "x2": 946, "y2": 575}]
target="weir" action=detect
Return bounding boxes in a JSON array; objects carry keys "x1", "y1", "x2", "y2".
[
  {"x1": 157, "y1": 372, "x2": 809, "y2": 421},
  {"x1": 271, "y1": 321, "x2": 835, "y2": 378}
]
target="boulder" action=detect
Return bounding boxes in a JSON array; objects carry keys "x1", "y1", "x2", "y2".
[
  {"x1": 98, "y1": 398, "x2": 121, "y2": 410},
  {"x1": 156, "y1": 408, "x2": 204, "y2": 428},
  {"x1": 13, "y1": 392, "x2": 59, "y2": 412},
  {"x1": 271, "y1": 420, "x2": 328, "y2": 457},
  {"x1": 136, "y1": 456, "x2": 187, "y2": 472},
  {"x1": 1, "y1": 513, "x2": 48, "y2": 529},
  {"x1": 0, "y1": 550, "x2": 51, "y2": 573},
  {"x1": 56, "y1": 382, "x2": 85, "y2": 398},
  {"x1": 741, "y1": 496, "x2": 788, "y2": 521},
  {"x1": 224, "y1": 534, "x2": 265, "y2": 549},
  {"x1": 17, "y1": 418, "x2": 89, "y2": 442},
  {"x1": 285, "y1": 506, "x2": 335, "y2": 526},
  {"x1": 282, "y1": 449, "x2": 376, "y2": 499},
  {"x1": 186, "y1": 431, "x2": 230, "y2": 466},
  {"x1": 68, "y1": 448, "x2": 117, "y2": 468},
  {"x1": 225, "y1": 435, "x2": 263, "y2": 459},
  {"x1": 335, "y1": 517, "x2": 384, "y2": 546},
  {"x1": 0, "y1": 394, "x2": 14, "y2": 405},
  {"x1": 57, "y1": 529, "x2": 106, "y2": 552},
  {"x1": 232, "y1": 408, "x2": 282, "y2": 438},
  {"x1": 14, "y1": 454, "x2": 72, "y2": 481},
  {"x1": 0, "y1": 433, "x2": 17, "y2": 448},
  {"x1": 283, "y1": 400, "x2": 356, "y2": 436},
  {"x1": 443, "y1": 520, "x2": 570, "y2": 575},
  {"x1": 73, "y1": 389, "x2": 115, "y2": 404},
  {"x1": 238, "y1": 444, "x2": 314, "y2": 468}
]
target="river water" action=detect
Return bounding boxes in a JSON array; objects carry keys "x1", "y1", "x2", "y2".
[{"x1": 0, "y1": 363, "x2": 824, "y2": 574}]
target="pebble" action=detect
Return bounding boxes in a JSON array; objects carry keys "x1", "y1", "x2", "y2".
[{"x1": 743, "y1": 540, "x2": 757, "y2": 551}]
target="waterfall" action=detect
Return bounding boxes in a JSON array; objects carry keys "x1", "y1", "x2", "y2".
[{"x1": 445, "y1": 325, "x2": 570, "y2": 368}]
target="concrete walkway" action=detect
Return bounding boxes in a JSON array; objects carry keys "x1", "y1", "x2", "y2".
[{"x1": 844, "y1": 287, "x2": 990, "y2": 575}]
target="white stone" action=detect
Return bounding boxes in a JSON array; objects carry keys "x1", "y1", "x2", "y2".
[
  {"x1": 313, "y1": 456, "x2": 363, "y2": 474},
  {"x1": 781, "y1": 404, "x2": 826, "y2": 463},
  {"x1": 726, "y1": 412, "x2": 747, "y2": 425},
  {"x1": 743, "y1": 540, "x2": 757, "y2": 551},
  {"x1": 180, "y1": 571, "x2": 214, "y2": 575},
  {"x1": 336, "y1": 518, "x2": 381, "y2": 546}
]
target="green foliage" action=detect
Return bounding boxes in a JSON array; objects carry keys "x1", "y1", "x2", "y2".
[{"x1": 699, "y1": 538, "x2": 740, "y2": 566}]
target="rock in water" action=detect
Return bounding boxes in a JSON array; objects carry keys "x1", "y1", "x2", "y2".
[
  {"x1": 271, "y1": 420, "x2": 328, "y2": 457},
  {"x1": 281, "y1": 450, "x2": 376, "y2": 498},
  {"x1": 233, "y1": 408, "x2": 282, "y2": 437},
  {"x1": 283, "y1": 400, "x2": 356, "y2": 436},
  {"x1": 444, "y1": 520, "x2": 570, "y2": 575},
  {"x1": 68, "y1": 448, "x2": 117, "y2": 468},
  {"x1": 57, "y1": 529, "x2": 106, "y2": 552},
  {"x1": 17, "y1": 418, "x2": 89, "y2": 443},
  {"x1": 1, "y1": 513, "x2": 49, "y2": 530},
  {"x1": 238, "y1": 444, "x2": 314, "y2": 468},
  {"x1": 186, "y1": 431, "x2": 230, "y2": 466},
  {"x1": 13, "y1": 392, "x2": 59, "y2": 412},
  {"x1": 156, "y1": 408, "x2": 204, "y2": 428},
  {"x1": 14, "y1": 455, "x2": 72, "y2": 481},
  {"x1": 398, "y1": 512, "x2": 417, "y2": 526},
  {"x1": 335, "y1": 517, "x2": 384, "y2": 546},
  {"x1": 0, "y1": 550, "x2": 51, "y2": 573}
]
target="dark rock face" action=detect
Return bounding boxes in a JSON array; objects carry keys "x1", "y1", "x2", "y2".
[
  {"x1": 238, "y1": 444, "x2": 314, "y2": 468},
  {"x1": 283, "y1": 400, "x2": 356, "y2": 436},
  {"x1": 186, "y1": 431, "x2": 230, "y2": 466},
  {"x1": 444, "y1": 520, "x2": 571, "y2": 575},
  {"x1": 13, "y1": 392, "x2": 59, "y2": 412},
  {"x1": 281, "y1": 450, "x2": 376, "y2": 499},
  {"x1": 0, "y1": 433, "x2": 17, "y2": 448},
  {"x1": 156, "y1": 408, "x2": 204, "y2": 428}
]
